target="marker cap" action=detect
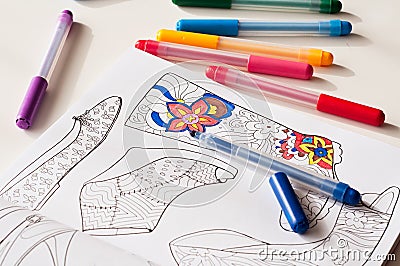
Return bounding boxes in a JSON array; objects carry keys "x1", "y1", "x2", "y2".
[
  {"x1": 16, "y1": 76, "x2": 48, "y2": 129},
  {"x1": 338, "y1": 20, "x2": 352, "y2": 36},
  {"x1": 317, "y1": 94, "x2": 385, "y2": 126},
  {"x1": 319, "y1": 20, "x2": 352, "y2": 36},
  {"x1": 320, "y1": 0, "x2": 342, "y2": 13},
  {"x1": 59, "y1": 10, "x2": 73, "y2": 26},
  {"x1": 157, "y1": 29, "x2": 219, "y2": 49},
  {"x1": 172, "y1": 0, "x2": 232, "y2": 8},
  {"x1": 269, "y1": 172, "x2": 309, "y2": 234},
  {"x1": 248, "y1": 55, "x2": 314, "y2": 80},
  {"x1": 177, "y1": 19, "x2": 239, "y2": 36}
]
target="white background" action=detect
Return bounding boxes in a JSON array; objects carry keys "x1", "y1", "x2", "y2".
[{"x1": 0, "y1": 0, "x2": 399, "y2": 264}]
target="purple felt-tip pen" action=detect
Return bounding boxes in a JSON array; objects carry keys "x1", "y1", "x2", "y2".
[{"x1": 16, "y1": 10, "x2": 73, "y2": 129}]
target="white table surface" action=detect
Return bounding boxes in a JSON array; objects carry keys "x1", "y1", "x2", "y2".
[{"x1": 1, "y1": 0, "x2": 399, "y2": 264}]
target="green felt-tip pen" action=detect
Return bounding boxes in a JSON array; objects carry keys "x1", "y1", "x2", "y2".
[{"x1": 172, "y1": 0, "x2": 342, "y2": 14}]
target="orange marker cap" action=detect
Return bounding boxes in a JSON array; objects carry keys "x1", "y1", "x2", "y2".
[
  {"x1": 157, "y1": 29, "x2": 220, "y2": 49},
  {"x1": 299, "y1": 49, "x2": 333, "y2": 67}
]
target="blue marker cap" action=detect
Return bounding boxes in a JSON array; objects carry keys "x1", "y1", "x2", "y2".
[
  {"x1": 269, "y1": 172, "x2": 309, "y2": 234},
  {"x1": 320, "y1": 20, "x2": 352, "y2": 36},
  {"x1": 176, "y1": 19, "x2": 239, "y2": 36}
]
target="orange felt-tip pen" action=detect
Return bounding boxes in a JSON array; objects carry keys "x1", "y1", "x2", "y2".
[{"x1": 157, "y1": 29, "x2": 333, "y2": 67}]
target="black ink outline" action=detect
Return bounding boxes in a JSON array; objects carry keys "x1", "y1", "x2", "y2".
[
  {"x1": 169, "y1": 186, "x2": 400, "y2": 265},
  {"x1": 79, "y1": 147, "x2": 238, "y2": 236},
  {"x1": 0, "y1": 96, "x2": 123, "y2": 210}
]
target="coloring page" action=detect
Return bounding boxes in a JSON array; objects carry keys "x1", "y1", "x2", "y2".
[{"x1": 0, "y1": 48, "x2": 399, "y2": 265}]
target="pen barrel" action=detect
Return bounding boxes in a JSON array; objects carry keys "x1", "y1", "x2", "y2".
[
  {"x1": 196, "y1": 132, "x2": 360, "y2": 205},
  {"x1": 239, "y1": 21, "x2": 321, "y2": 36},
  {"x1": 156, "y1": 30, "x2": 333, "y2": 66},
  {"x1": 239, "y1": 20, "x2": 349, "y2": 37},
  {"x1": 172, "y1": 0, "x2": 342, "y2": 13},
  {"x1": 316, "y1": 94, "x2": 385, "y2": 126},
  {"x1": 207, "y1": 66, "x2": 319, "y2": 107},
  {"x1": 156, "y1": 42, "x2": 250, "y2": 67},
  {"x1": 176, "y1": 19, "x2": 351, "y2": 37},
  {"x1": 140, "y1": 40, "x2": 312, "y2": 79},
  {"x1": 16, "y1": 76, "x2": 48, "y2": 129},
  {"x1": 231, "y1": 0, "x2": 342, "y2": 13},
  {"x1": 38, "y1": 11, "x2": 73, "y2": 80},
  {"x1": 218, "y1": 37, "x2": 332, "y2": 66}
]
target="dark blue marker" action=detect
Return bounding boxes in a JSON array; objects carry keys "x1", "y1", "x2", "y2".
[{"x1": 269, "y1": 172, "x2": 309, "y2": 234}]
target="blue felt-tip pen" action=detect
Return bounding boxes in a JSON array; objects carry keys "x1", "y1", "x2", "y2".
[
  {"x1": 177, "y1": 19, "x2": 352, "y2": 37},
  {"x1": 269, "y1": 172, "x2": 309, "y2": 234},
  {"x1": 191, "y1": 131, "x2": 361, "y2": 205}
]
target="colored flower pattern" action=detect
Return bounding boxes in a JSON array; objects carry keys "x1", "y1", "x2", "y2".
[
  {"x1": 166, "y1": 99, "x2": 219, "y2": 132},
  {"x1": 295, "y1": 135, "x2": 334, "y2": 169},
  {"x1": 148, "y1": 83, "x2": 235, "y2": 133}
]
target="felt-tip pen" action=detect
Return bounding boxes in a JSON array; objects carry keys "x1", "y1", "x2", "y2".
[
  {"x1": 135, "y1": 40, "x2": 313, "y2": 80},
  {"x1": 176, "y1": 19, "x2": 352, "y2": 37},
  {"x1": 191, "y1": 131, "x2": 361, "y2": 205},
  {"x1": 172, "y1": 0, "x2": 342, "y2": 14},
  {"x1": 206, "y1": 66, "x2": 385, "y2": 127},
  {"x1": 16, "y1": 10, "x2": 73, "y2": 129},
  {"x1": 157, "y1": 29, "x2": 334, "y2": 66}
]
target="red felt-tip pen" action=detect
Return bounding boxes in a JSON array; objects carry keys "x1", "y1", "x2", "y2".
[
  {"x1": 206, "y1": 66, "x2": 385, "y2": 126},
  {"x1": 135, "y1": 40, "x2": 313, "y2": 80}
]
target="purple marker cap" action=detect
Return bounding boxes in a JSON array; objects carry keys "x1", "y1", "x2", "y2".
[
  {"x1": 59, "y1": 10, "x2": 73, "y2": 26},
  {"x1": 16, "y1": 76, "x2": 48, "y2": 129}
]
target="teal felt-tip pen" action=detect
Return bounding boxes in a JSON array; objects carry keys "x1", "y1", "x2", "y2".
[
  {"x1": 191, "y1": 131, "x2": 361, "y2": 205},
  {"x1": 172, "y1": 0, "x2": 342, "y2": 14},
  {"x1": 177, "y1": 19, "x2": 352, "y2": 37}
]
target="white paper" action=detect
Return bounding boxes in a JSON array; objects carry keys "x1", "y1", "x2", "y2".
[
  {"x1": 0, "y1": 47, "x2": 399, "y2": 266},
  {"x1": 0, "y1": 198, "x2": 154, "y2": 265}
]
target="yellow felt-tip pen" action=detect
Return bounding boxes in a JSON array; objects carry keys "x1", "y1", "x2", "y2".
[{"x1": 156, "y1": 29, "x2": 333, "y2": 67}]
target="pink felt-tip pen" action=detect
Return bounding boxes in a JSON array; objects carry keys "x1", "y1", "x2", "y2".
[
  {"x1": 206, "y1": 66, "x2": 385, "y2": 126},
  {"x1": 16, "y1": 10, "x2": 73, "y2": 129},
  {"x1": 135, "y1": 40, "x2": 313, "y2": 80}
]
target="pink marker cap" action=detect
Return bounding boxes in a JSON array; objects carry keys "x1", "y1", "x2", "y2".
[{"x1": 248, "y1": 55, "x2": 313, "y2": 80}]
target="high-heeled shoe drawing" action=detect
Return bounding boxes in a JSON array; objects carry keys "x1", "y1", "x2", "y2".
[
  {"x1": 0, "y1": 96, "x2": 122, "y2": 210},
  {"x1": 126, "y1": 72, "x2": 337, "y2": 177},
  {"x1": 79, "y1": 147, "x2": 238, "y2": 235},
  {"x1": 0, "y1": 203, "x2": 77, "y2": 266},
  {"x1": 169, "y1": 186, "x2": 399, "y2": 265},
  {"x1": 126, "y1": 72, "x2": 343, "y2": 224}
]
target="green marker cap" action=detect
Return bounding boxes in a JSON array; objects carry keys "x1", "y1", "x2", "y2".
[
  {"x1": 320, "y1": 0, "x2": 342, "y2": 13},
  {"x1": 172, "y1": 0, "x2": 232, "y2": 8}
]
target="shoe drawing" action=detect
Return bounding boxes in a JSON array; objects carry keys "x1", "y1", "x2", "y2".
[
  {"x1": 0, "y1": 204, "x2": 77, "y2": 266},
  {"x1": 80, "y1": 147, "x2": 237, "y2": 235},
  {"x1": 170, "y1": 186, "x2": 399, "y2": 265},
  {"x1": 0, "y1": 96, "x2": 122, "y2": 210}
]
